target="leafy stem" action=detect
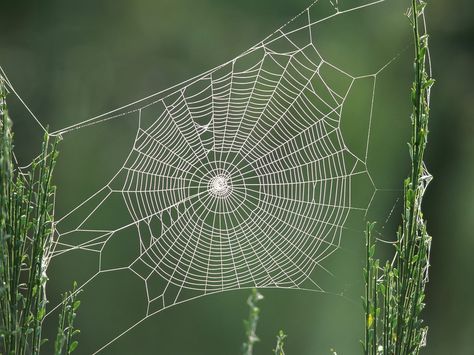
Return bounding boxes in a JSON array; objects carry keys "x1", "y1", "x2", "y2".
[{"x1": 363, "y1": 1, "x2": 434, "y2": 354}]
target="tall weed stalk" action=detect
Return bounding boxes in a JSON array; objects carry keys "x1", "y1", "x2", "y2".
[
  {"x1": 363, "y1": 0, "x2": 434, "y2": 354},
  {"x1": 0, "y1": 74, "x2": 80, "y2": 354},
  {"x1": 242, "y1": 289, "x2": 264, "y2": 355}
]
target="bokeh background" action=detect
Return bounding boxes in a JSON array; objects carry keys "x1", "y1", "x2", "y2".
[{"x1": 1, "y1": 0, "x2": 472, "y2": 354}]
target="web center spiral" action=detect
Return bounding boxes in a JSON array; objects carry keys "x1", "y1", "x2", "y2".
[{"x1": 208, "y1": 174, "x2": 232, "y2": 198}]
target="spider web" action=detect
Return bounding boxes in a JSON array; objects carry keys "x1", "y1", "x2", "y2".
[{"x1": 3, "y1": 0, "x2": 410, "y2": 352}]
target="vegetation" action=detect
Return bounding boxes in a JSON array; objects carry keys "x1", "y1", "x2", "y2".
[
  {"x1": 2, "y1": 0, "x2": 433, "y2": 353},
  {"x1": 241, "y1": 289, "x2": 288, "y2": 355},
  {"x1": 242, "y1": 289, "x2": 264, "y2": 355},
  {"x1": 54, "y1": 283, "x2": 81, "y2": 355},
  {"x1": 240, "y1": 1, "x2": 434, "y2": 354},
  {"x1": 363, "y1": 0, "x2": 434, "y2": 354},
  {"x1": 273, "y1": 330, "x2": 287, "y2": 355},
  {"x1": 0, "y1": 74, "x2": 80, "y2": 355}
]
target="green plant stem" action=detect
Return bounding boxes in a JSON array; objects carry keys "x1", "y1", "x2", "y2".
[
  {"x1": 363, "y1": 0, "x2": 433, "y2": 354},
  {"x1": 242, "y1": 289, "x2": 263, "y2": 355},
  {"x1": 55, "y1": 282, "x2": 81, "y2": 355},
  {"x1": 0, "y1": 72, "x2": 77, "y2": 355},
  {"x1": 273, "y1": 330, "x2": 287, "y2": 355}
]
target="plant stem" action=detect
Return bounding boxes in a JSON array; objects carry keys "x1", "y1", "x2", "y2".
[
  {"x1": 363, "y1": 0, "x2": 434, "y2": 354},
  {"x1": 242, "y1": 289, "x2": 263, "y2": 355},
  {"x1": 273, "y1": 330, "x2": 287, "y2": 355},
  {"x1": 0, "y1": 71, "x2": 77, "y2": 355}
]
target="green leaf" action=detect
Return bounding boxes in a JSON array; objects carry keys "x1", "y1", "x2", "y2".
[
  {"x1": 73, "y1": 300, "x2": 81, "y2": 311},
  {"x1": 38, "y1": 307, "x2": 46, "y2": 320},
  {"x1": 369, "y1": 245, "x2": 376, "y2": 258},
  {"x1": 423, "y1": 78, "x2": 435, "y2": 89},
  {"x1": 68, "y1": 340, "x2": 79, "y2": 353}
]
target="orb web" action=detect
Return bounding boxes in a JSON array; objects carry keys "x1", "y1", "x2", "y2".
[{"x1": 8, "y1": 0, "x2": 409, "y2": 352}]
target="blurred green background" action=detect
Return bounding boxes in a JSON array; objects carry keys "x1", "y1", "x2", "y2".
[{"x1": 1, "y1": 0, "x2": 472, "y2": 354}]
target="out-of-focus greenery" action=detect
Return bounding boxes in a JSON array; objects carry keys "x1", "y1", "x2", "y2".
[
  {"x1": 242, "y1": 289, "x2": 264, "y2": 355},
  {"x1": 0, "y1": 0, "x2": 472, "y2": 354}
]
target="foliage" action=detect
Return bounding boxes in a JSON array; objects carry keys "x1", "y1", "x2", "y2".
[
  {"x1": 54, "y1": 282, "x2": 81, "y2": 355},
  {"x1": 0, "y1": 74, "x2": 80, "y2": 355},
  {"x1": 363, "y1": 0, "x2": 434, "y2": 354},
  {"x1": 242, "y1": 289, "x2": 264, "y2": 355},
  {"x1": 273, "y1": 330, "x2": 287, "y2": 355}
]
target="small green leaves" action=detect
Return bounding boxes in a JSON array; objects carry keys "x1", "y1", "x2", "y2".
[
  {"x1": 423, "y1": 78, "x2": 435, "y2": 90},
  {"x1": 363, "y1": 1, "x2": 433, "y2": 354},
  {"x1": 37, "y1": 307, "x2": 46, "y2": 321},
  {"x1": 273, "y1": 330, "x2": 287, "y2": 355},
  {"x1": 68, "y1": 340, "x2": 78, "y2": 354},
  {"x1": 242, "y1": 289, "x2": 263, "y2": 355},
  {"x1": 369, "y1": 244, "x2": 376, "y2": 258},
  {"x1": 54, "y1": 283, "x2": 82, "y2": 355},
  {"x1": 73, "y1": 300, "x2": 81, "y2": 312},
  {"x1": 416, "y1": 1, "x2": 427, "y2": 15},
  {"x1": 1, "y1": 75, "x2": 63, "y2": 354}
]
